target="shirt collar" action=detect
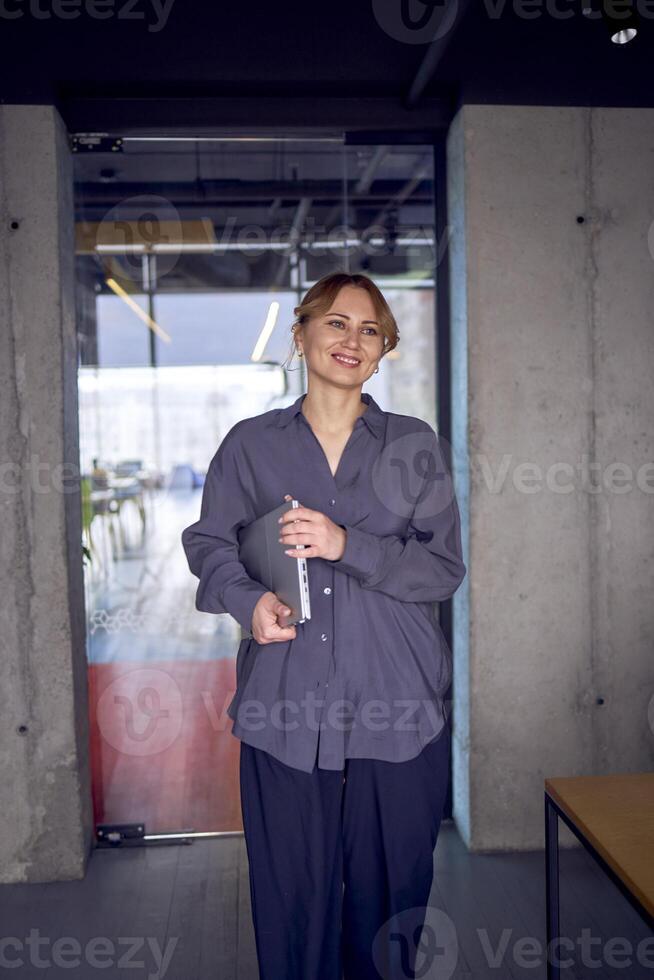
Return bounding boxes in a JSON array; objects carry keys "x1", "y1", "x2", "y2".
[{"x1": 275, "y1": 391, "x2": 385, "y2": 439}]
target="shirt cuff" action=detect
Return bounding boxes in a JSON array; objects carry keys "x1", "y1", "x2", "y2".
[
  {"x1": 218, "y1": 580, "x2": 270, "y2": 635},
  {"x1": 328, "y1": 523, "x2": 382, "y2": 581}
]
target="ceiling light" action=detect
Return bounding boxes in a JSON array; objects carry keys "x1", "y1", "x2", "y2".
[
  {"x1": 600, "y1": 0, "x2": 639, "y2": 43},
  {"x1": 611, "y1": 26, "x2": 637, "y2": 43},
  {"x1": 105, "y1": 278, "x2": 172, "y2": 343},
  {"x1": 251, "y1": 301, "x2": 280, "y2": 362}
]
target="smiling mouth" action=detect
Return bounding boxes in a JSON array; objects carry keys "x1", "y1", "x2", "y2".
[{"x1": 331, "y1": 353, "x2": 361, "y2": 367}]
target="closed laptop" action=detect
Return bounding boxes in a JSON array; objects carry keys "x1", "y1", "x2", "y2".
[{"x1": 237, "y1": 498, "x2": 311, "y2": 639}]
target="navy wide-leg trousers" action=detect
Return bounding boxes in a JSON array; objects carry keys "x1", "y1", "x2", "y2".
[{"x1": 239, "y1": 723, "x2": 451, "y2": 980}]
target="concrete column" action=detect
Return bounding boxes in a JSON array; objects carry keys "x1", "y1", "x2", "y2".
[
  {"x1": 0, "y1": 105, "x2": 92, "y2": 881},
  {"x1": 447, "y1": 105, "x2": 654, "y2": 850}
]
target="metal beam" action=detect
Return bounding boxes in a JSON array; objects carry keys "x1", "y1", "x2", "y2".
[
  {"x1": 404, "y1": 0, "x2": 474, "y2": 109},
  {"x1": 63, "y1": 96, "x2": 455, "y2": 137}
]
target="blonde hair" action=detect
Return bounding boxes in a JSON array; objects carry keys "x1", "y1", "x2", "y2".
[{"x1": 285, "y1": 272, "x2": 399, "y2": 367}]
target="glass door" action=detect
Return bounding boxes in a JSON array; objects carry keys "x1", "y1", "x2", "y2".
[{"x1": 73, "y1": 134, "x2": 439, "y2": 838}]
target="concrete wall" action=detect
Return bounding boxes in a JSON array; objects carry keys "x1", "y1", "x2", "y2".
[
  {"x1": 1, "y1": 100, "x2": 652, "y2": 878},
  {"x1": 0, "y1": 105, "x2": 92, "y2": 881},
  {"x1": 447, "y1": 105, "x2": 654, "y2": 851}
]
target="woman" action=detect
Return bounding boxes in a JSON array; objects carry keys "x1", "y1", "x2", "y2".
[{"x1": 181, "y1": 272, "x2": 466, "y2": 980}]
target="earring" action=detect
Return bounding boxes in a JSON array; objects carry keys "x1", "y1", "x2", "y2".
[
  {"x1": 374, "y1": 366, "x2": 379, "y2": 373},
  {"x1": 297, "y1": 349, "x2": 303, "y2": 358}
]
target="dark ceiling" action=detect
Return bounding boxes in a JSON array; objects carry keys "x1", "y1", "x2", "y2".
[
  {"x1": 54, "y1": 0, "x2": 651, "y2": 307},
  {"x1": 22, "y1": 0, "x2": 642, "y2": 369},
  {"x1": 1, "y1": 0, "x2": 652, "y2": 135}
]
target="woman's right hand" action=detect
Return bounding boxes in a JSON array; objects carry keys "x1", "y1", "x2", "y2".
[{"x1": 251, "y1": 591, "x2": 298, "y2": 644}]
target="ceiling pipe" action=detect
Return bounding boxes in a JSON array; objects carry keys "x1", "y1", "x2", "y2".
[{"x1": 403, "y1": 0, "x2": 474, "y2": 109}]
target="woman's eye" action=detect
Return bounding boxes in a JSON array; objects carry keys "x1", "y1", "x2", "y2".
[{"x1": 328, "y1": 320, "x2": 377, "y2": 335}]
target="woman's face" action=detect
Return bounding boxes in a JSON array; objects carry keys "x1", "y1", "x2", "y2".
[{"x1": 297, "y1": 285, "x2": 384, "y2": 389}]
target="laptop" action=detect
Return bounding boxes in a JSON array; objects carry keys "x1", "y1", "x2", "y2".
[{"x1": 237, "y1": 498, "x2": 311, "y2": 639}]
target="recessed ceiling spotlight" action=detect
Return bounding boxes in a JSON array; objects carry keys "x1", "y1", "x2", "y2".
[
  {"x1": 611, "y1": 26, "x2": 637, "y2": 43},
  {"x1": 600, "y1": 0, "x2": 639, "y2": 43}
]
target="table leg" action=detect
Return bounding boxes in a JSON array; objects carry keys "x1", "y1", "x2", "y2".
[{"x1": 545, "y1": 794, "x2": 560, "y2": 980}]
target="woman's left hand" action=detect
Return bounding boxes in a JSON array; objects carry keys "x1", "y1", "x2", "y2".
[{"x1": 278, "y1": 494, "x2": 346, "y2": 561}]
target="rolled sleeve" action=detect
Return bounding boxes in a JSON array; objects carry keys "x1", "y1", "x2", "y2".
[
  {"x1": 181, "y1": 426, "x2": 270, "y2": 633},
  {"x1": 328, "y1": 430, "x2": 466, "y2": 603}
]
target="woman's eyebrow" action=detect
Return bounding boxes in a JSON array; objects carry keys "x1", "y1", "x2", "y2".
[{"x1": 325, "y1": 311, "x2": 379, "y2": 325}]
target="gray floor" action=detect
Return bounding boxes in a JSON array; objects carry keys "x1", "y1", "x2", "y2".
[
  {"x1": 0, "y1": 821, "x2": 650, "y2": 980},
  {"x1": 85, "y1": 486, "x2": 239, "y2": 666}
]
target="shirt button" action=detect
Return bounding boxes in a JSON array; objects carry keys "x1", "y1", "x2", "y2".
[
  {"x1": 321, "y1": 633, "x2": 328, "y2": 642},
  {"x1": 323, "y1": 587, "x2": 332, "y2": 595},
  {"x1": 329, "y1": 499, "x2": 336, "y2": 506}
]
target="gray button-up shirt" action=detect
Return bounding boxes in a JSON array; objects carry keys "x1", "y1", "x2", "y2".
[{"x1": 181, "y1": 391, "x2": 466, "y2": 773}]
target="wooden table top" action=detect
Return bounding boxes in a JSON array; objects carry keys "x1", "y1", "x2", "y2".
[{"x1": 545, "y1": 772, "x2": 654, "y2": 920}]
